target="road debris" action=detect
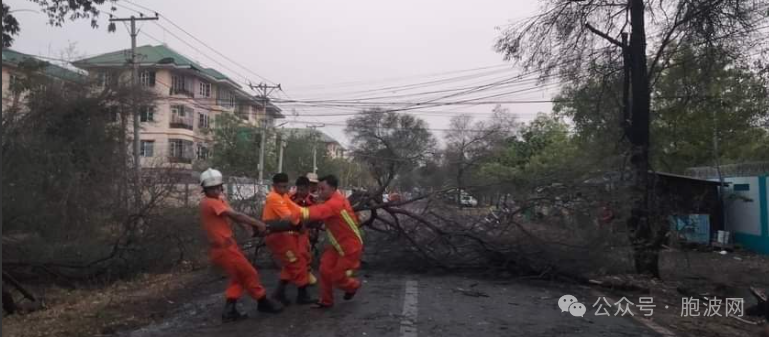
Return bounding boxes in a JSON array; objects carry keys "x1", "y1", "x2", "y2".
[{"x1": 452, "y1": 288, "x2": 490, "y2": 298}]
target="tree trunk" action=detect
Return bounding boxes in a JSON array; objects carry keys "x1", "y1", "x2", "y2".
[{"x1": 627, "y1": 0, "x2": 658, "y2": 277}]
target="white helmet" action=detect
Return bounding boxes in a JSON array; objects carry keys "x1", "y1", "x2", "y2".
[{"x1": 200, "y1": 168, "x2": 224, "y2": 187}]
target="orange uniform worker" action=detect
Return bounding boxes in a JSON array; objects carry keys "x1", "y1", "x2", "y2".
[
  {"x1": 289, "y1": 176, "x2": 320, "y2": 286},
  {"x1": 198, "y1": 168, "x2": 283, "y2": 322},
  {"x1": 294, "y1": 174, "x2": 363, "y2": 309},
  {"x1": 262, "y1": 173, "x2": 315, "y2": 305}
]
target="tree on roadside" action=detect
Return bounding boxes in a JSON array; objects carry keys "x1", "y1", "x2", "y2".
[
  {"x1": 444, "y1": 105, "x2": 518, "y2": 203},
  {"x1": 345, "y1": 108, "x2": 437, "y2": 189},
  {"x1": 3, "y1": 60, "x2": 195, "y2": 296},
  {"x1": 210, "y1": 113, "x2": 273, "y2": 178},
  {"x1": 278, "y1": 129, "x2": 331, "y2": 180},
  {"x1": 497, "y1": 0, "x2": 769, "y2": 277},
  {"x1": 554, "y1": 44, "x2": 769, "y2": 173},
  {"x1": 482, "y1": 113, "x2": 577, "y2": 187},
  {"x1": 2, "y1": 0, "x2": 118, "y2": 47}
]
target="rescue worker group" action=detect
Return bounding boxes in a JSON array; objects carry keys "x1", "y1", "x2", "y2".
[{"x1": 199, "y1": 168, "x2": 365, "y2": 322}]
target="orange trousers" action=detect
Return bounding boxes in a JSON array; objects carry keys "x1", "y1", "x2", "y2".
[
  {"x1": 210, "y1": 245, "x2": 266, "y2": 300},
  {"x1": 298, "y1": 232, "x2": 312, "y2": 266},
  {"x1": 265, "y1": 233, "x2": 309, "y2": 287},
  {"x1": 318, "y1": 247, "x2": 361, "y2": 306}
]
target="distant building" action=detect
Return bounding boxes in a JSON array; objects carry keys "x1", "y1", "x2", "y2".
[
  {"x1": 687, "y1": 163, "x2": 769, "y2": 254},
  {"x1": 2, "y1": 48, "x2": 85, "y2": 109},
  {"x1": 73, "y1": 44, "x2": 284, "y2": 168},
  {"x1": 280, "y1": 128, "x2": 346, "y2": 159}
]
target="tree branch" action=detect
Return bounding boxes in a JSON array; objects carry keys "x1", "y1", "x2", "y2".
[{"x1": 585, "y1": 22, "x2": 625, "y2": 47}]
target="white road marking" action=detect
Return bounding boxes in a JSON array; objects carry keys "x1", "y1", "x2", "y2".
[{"x1": 400, "y1": 280, "x2": 419, "y2": 337}]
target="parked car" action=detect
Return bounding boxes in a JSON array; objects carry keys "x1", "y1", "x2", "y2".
[{"x1": 460, "y1": 194, "x2": 478, "y2": 207}]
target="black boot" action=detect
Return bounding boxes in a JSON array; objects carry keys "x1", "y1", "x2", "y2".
[
  {"x1": 296, "y1": 286, "x2": 316, "y2": 305},
  {"x1": 271, "y1": 280, "x2": 290, "y2": 306},
  {"x1": 343, "y1": 290, "x2": 357, "y2": 301},
  {"x1": 222, "y1": 299, "x2": 248, "y2": 323},
  {"x1": 257, "y1": 296, "x2": 284, "y2": 314}
]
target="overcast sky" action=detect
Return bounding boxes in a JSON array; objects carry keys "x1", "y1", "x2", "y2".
[{"x1": 6, "y1": 0, "x2": 557, "y2": 146}]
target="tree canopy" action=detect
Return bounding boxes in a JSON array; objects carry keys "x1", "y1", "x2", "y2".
[
  {"x1": 345, "y1": 108, "x2": 437, "y2": 187},
  {"x1": 2, "y1": 0, "x2": 117, "y2": 47}
]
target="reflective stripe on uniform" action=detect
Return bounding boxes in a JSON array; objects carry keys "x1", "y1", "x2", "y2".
[
  {"x1": 340, "y1": 210, "x2": 363, "y2": 244},
  {"x1": 300, "y1": 207, "x2": 310, "y2": 221},
  {"x1": 326, "y1": 230, "x2": 345, "y2": 256},
  {"x1": 285, "y1": 250, "x2": 298, "y2": 263}
]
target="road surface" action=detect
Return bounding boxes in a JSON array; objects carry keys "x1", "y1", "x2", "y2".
[{"x1": 121, "y1": 271, "x2": 662, "y2": 337}]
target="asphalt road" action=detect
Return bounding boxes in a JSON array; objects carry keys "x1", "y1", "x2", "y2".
[{"x1": 121, "y1": 271, "x2": 662, "y2": 337}]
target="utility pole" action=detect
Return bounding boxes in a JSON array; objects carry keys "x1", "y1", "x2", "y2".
[
  {"x1": 110, "y1": 13, "x2": 158, "y2": 206},
  {"x1": 308, "y1": 124, "x2": 318, "y2": 174},
  {"x1": 249, "y1": 82, "x2": 281, "y2": 182},
  {"x1": 277, "y1": 136, "x2": 286, "y2": 173}
]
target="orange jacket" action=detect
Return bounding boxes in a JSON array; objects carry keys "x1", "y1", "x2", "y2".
[
  {"x1": 297, "y1": 191, "x2": 362, "y2": 255},
  {"x1": 263, "y1": 191, "x2": 302, "y2": 239}
]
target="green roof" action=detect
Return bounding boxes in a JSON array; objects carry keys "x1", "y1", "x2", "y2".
[
  {"x1": 203, "y1": 67, "x2": 229, "y2": 80},
  {"x1": 73, "y1": 44, "x2": 239, "y2": 87},
  {"x1": 2, "y1": 48, "x2": 85, "y2": 82},
  {"x1": 280, "y1": 128, "x2": 339, "y2": 144}
]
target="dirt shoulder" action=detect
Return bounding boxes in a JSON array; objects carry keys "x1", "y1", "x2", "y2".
[
  {"x1": 2, "y1": 269, "x2": 220, "y2": 337},
  {"x1": 591, "y1": 249, "x2": 769, "y2": 337}
]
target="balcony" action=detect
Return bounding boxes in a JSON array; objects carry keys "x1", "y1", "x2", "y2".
[
  {"x1": 170, "y1": 115, "x2": 194, "y2": 130},
  {"x1": 169, "y1": 138, "x2": 194, "y2": 164},
  {"x1": 169, "y1": 87, "x2": 195, "y2": 98}
]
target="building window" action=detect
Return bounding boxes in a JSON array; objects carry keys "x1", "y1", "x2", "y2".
[
  {"x1": 7, "y1": 73, "x2": 27, "y2": 93},
  {"x1": 171, "y1": 74, "x2": 193, "y2": 96},
  {"x1": 199, "y1": 82, "x2": 211, "y2": 97},
  {"x1": 198, "y1": 112, "x2": 211, "y2": 129},
  {"x1": 140, "y1": 140, "x2": 155, "y2": 157},
  {"x1": 139, "y1": 106, "x2": 155, "y2": 122},
  {"x1": 196, "y1": 144, "x2": 210, "y2": 160},
  {"x1": 99, "y1": 72, "x2": 116, "y2": 87},
  {"x1": 228, "y1": 91, "x2": 236, "y2": 108},
  {"x1": 170, "y1": 105, "x2": 193, "y2": 130},
  {"x1": 140, "y1": 71, "x2": 155, "y2": 87},
  {"x1": 169, "y1": 139, "x2": 194, "y2": 163}
]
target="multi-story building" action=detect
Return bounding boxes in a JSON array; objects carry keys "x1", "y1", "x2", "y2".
[
  {"x1": 73, "y1": 44, "x2": 283, "y2": 168},
  {"x1": 2, "y1": 48, "x2": 85, "y2": 109}
]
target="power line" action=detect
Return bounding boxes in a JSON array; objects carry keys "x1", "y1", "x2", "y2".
[
  {"x1": 291, "y1": 63, "x2": 512, "y2": 91},
  {"x1": 124, "y1": 0, "x2": 276, "y2": 85},
  {"x1": 150, "y1": 21, "x2": 255, "y2": 87}
]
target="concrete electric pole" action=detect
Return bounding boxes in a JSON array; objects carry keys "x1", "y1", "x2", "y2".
[
  {"x1": 109, "y1": 13, "x2": 158, "y2": 206},
  {"x1": 248, "y1": 82, "x2": 281, "y2": 183},
  {"x1": 308, "y1": 124, "x2": 319, "y2": 174}
]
